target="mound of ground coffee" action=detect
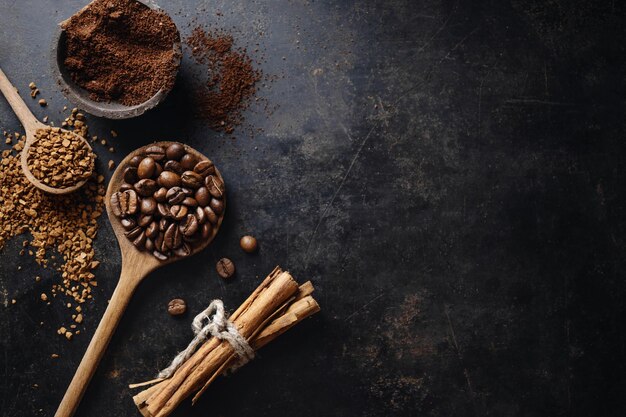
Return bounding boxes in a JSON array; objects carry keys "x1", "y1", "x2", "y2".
[{"x1": 62, "y1": 0, "x2": 180, "y2": 106}]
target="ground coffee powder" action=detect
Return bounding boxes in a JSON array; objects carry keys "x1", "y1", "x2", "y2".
[
  {"x1": 62, "y1": 0, "x2": 179, "y2": 106},
  {"x1": 186, "y1": 27, "x2": 261, "y2": 134}
]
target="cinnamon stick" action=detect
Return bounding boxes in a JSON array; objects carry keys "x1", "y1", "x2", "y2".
[{"x1": 132, "y1": 267, "x2": 319, "y2": 417}]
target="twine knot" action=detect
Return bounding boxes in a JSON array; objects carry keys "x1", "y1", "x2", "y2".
[{"x1": 158, "y1": 300, "x2": 254, "y2": 379}]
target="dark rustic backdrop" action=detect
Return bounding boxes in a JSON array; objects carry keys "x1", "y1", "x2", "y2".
[{"x1": 1, "y1": 0, "x2": 625, "y2": 416}]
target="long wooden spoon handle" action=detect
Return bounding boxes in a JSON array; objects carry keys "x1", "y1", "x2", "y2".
[
  {"x1": 54, "y1": 267, "x2": 141, "y2": 417},
  {"x1": 0, "y1": 67, "x2": 39, "y2": 131}
]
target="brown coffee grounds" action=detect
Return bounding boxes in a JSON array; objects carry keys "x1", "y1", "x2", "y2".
[
  {"x1": 186, "y1": 27, "x2": 261, "y2": 134},
  {"x1": 62, "y1": 0, "x2": 180, "y2": 106}
]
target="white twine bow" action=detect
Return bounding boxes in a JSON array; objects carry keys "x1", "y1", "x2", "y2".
[{"x1": 158, "y1": 299, "x2": 255, "y2": 379}]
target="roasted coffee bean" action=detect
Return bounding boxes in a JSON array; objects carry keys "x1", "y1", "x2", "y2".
[
  {"x1": 140, "y1": 197, "x2": 157, "y2": 215},
  {"x1": 111, "y1": 191, "x2": 136, "y2": 217},
  {"x1": 203, "y1": 206, "x2": 218, "y2": 224},
  {"x1": 123, "y1": 166, "x2": 139, "y2": 184},
  {"x1": 165, "y1": 223, "x2": 183, "y2": 249},
  {"x1": 146, "y1": 221, "x2": 159, "y2": 239},
  {"x1": 182, "y1": 197, "x2": 198, "y2": 207},
  {"x1": 157, "y1": 203, "x2": 170, "y2": 218},
  {"x1": 134, "y1": 179, "x2": 157, "y2": 197},
  {"x1": 180, "y1": 214, "x2": 199, "y2": 237},
  {"x1": 194, "y1": 160, "x2": 215, "y2": 177},
  {"x1": 120, "y1": 218, "x2": 136, "y2": 230},
  {"x1": 166, "y1": 143, "x2": 186, "y2": 161},
  {"x1": 164, "y1": 160, "x2": 184, "y2": 175},
  {"x1": 209, "y1": 198, "x2": 224, "y2": 214},
  {"x1": 145, "y1": 145, "x2": 166, "y2": 161},
  {"x1": 138, "y1": 214, "x2": 153, "y2": 227},
  {"x1": 159, "y1": 218, "x2": 170, "y2": 232},
  {"x1": 119, "y1": 183, "x2": 133, "y2": 192},
  {"x1": 180, "y1": 153, "x2": 197, "y2": 170},
  {"x1": 145, "y1": 237, "x2": 154, "y2": 251},
  {"x1": 155, "y1": 232, "x2": 166, "y2": 252},
  {"x1": 170, "y1": 204, "x2": 188, "y2": 221},
  {"x1": 201, "y1": 222, "x2": 212, "y2": 239},
  {"x1": 173, "y1": 242, "x2": 191, "y2": 257},
  {"x1": 137, "y1": 157, "x2": 156, "y2": 179},
  {"x1": 157, "y1": 171, "x2": 181, "y2": 188},
  {"x1": 167, "y1": 298, "x2": 186, "y2": 316},
  {"x1": 181, "y1": 187, "x2": 194, "y2": 196},
  {"x1": 114, "y1": 189, "x2": 139, "y2": 217},
  {"x1": 132, "y1": 230, "x2": 147, "y2": 250},
  {"x1": 153, "y1": 250, "x2": 168, "y2": 261},
  {"x1": 216, "y1": 258, "x2": 235, "y2": 279},
  {"x1": 183, "y1": 231, "x2": 201, "y2": 243},
  {"x1": 125, "y1": 226, "x2": 142, "y2": 240},
  {"x1": 128, "y1": 155, "x2": 142, "y2": 167},
  {"x1": 195, "y1": 187, "x2": 210, "y2": 207},
  {"x1": 166, "y1": 187, "x2": 186, "y2": 204},
  {"x1": 110, "y1": 192, "x2": 123, "y2": 217},
  {"x1": 195, "y1": 206, "x2": 206, "y2": 224},
  {"x1": 181, "y1": 171, "x2": 203, "y2": 189},
  {"x1": 154, "y1": 162, "x2": 163, "y2": 177},
  {"x1": 240, "y1": 235, "x2": 258, "y2": 253},
  {"x1": 154, "y1": 187, "x2": 168, "y2": 203},
  {"x1": 206, "y1": 175, "x2": 225, "y2": 198}
]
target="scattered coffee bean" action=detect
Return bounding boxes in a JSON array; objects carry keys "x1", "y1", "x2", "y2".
[
  {"x1": 216, "y1": 258, "x2": 235, "y2": 279},
  {"x1": 167, "y1": 298, "x2": 186, "y2": 316},
  {"x1": 110, "y1": 143, "x2": 226, "y2": 260},
  {"x1": 166, "y1": 143, "x2": 186, "y2": 161},
  {"x1": 240, "y1": 235, "x2": 258, "y2": 253}
]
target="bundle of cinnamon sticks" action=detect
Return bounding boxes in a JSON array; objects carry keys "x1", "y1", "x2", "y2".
[{"x1": 131, "y1": 266, "x2": 320, "y2": 417}]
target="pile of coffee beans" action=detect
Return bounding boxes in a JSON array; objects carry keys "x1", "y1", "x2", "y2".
[{"x1": 110, "y1": 143, "x2": 225, "y2": 260}]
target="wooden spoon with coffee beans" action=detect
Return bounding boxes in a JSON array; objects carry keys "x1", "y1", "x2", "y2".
[
  {"x1": 54, "y1": 142, "x2": 226, "y2": 417},
  {"x1": 0, "y1": 67, "x2": 94, "y2": 194}
]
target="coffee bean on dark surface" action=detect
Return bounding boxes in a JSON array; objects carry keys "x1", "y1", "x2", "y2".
[
  {"x1": 110, "y1": 142, "x2": 225, "y2": 261},
  {"x1": 167, "y1": 298, "x2": 187, "y2": 316},
  {"x1": 240, "y1": 235, "x2": 258, "y2": 253},
  {"x1": 216, "y1": 258, "x2": 235, "y2": 279}
]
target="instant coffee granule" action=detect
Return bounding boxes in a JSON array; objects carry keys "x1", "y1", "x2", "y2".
[
  {"x1": 1, "y1": 131, "x2": 105, "y2": 339},
  {"x1": 62, "y1": 0, "x2": 180, "y2": 105},
  {"x1": 27, "y1": 127, "x2": 95, "y2": 189},
  {"x1": 186, "y1": 27, "x2": 262, "y2": 133}
]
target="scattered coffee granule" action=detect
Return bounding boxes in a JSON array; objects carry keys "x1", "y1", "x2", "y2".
[
  {"x1": 27, "y1": 127, "x2": 95, "y2": 189},
  {"x1": 61, "y1": 0, "x2": 180, "y2": 105},
  {"x1": 186, "y1": 27, "x2": 261, "y2": 133},
  {"x1": 1, "y1": 132, "x2": 105, "y2": 337}
]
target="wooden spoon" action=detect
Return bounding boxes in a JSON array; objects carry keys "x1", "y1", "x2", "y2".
[
  {"x1": 0, "y1": 67, "x2": 93, "y2": 194},
  {"x1": 54, "y1": 142, "x2": 226, "y2": 417}
]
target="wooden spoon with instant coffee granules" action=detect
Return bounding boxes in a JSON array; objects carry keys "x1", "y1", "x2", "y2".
[
  {"x1": 0, "y1": 67, "x2": 94, "y2": 194},
  {"x1": 54, "y1": 142, "x2": 226, "y2": 417}
]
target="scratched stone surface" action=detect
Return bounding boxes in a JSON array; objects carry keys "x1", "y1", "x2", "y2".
[{"x1": 1, "y1": 0, "x2": 626, "y2": 416}]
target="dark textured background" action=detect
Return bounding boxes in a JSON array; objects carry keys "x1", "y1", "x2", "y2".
[{"x1": 1, "y1": 0, "x2": 626, "y2": 416}]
